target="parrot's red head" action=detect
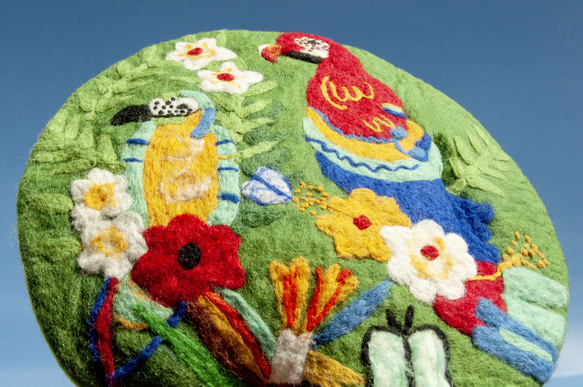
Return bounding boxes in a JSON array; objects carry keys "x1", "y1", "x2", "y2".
[{"x1": 260, "y1": 32, "x2": 336, "y2": 64}]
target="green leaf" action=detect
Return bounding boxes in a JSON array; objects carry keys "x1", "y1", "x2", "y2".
[
  {"x1": 51, "y1": 157, "x2": 97, "y2": 175},
  {"x1": 205, "y1": 61, "x2": 221, "y2": 72},
  {"x1": 28, "y1": 237, "x2": 82, "y2": 263},
  {"x1": 446, "y1": 178, "x2": 468, "y2": 195},
  {"x1": 95, "y1": 76, "x2": 114, "y2": 95},
  {"x1": 467, "y1": 131, "x2": 485, "y2": 153},
  {"x1": 240, "y1": 147, "x2": 291, "y2": 177},
  {"x1": 244, "y1": 81, "x2": 277, "y2": 97},
  {"x1": 212, "y1": 94, "x2": 244, "y2": 112},
  {"x1": 215, "y1": 111, "x2": 244, "y2": 142},
  {"x1": 490, "y1": 159, "x2": 513, "y2": 172},
  {"x1": 76, "y1": 87, "x2": 97, "y2": 113},
  {"x1": 135, "y1": 305, "x2": 243, "y2": 387},
  {"x1": 479, "y1": 165, "x2": 505, "y2": 179},
  {"x1": 237, "y1": 99, "x2": 271, "y2": 118},
  {"x1": 26, "y1": 194, "x2": 74, "y2": 215},
  {"x1": 235, "y1": 141, "x2": 278, "y2": 162},
  {"x1": 98, "y1": 160, "x2": 126, "y2": 174},
  {"x1": 448, "y1": 157, "x2": 466, "y2": 178},
  {"x1": 76, "y1": 124, "x2": 95, "y2": 148},
  {"x1": 217, "y1": 288, "x2": 277, "y2": 360},
  {"x1": 239, "y1": 117, "x2": 273, "y2": 133},
  {"x1": 237, "y1": 200, "x2": 283, "y2": 229},
  {"x1": 167, "y1": 76, "x2": 202, "y2": 85},
  {"x1": 453, "y1": 136, "x2": 476, "y2": 164},
  {"x1": 215, "y1": 30, "x2": 227, "y2": 47},
  {"x1": 141, "y1": 45, "x2": 161, "y2": 67},
  {"x1": 472, "y1": 124, "x2": 494, "y2": 145},
  {"x1": 466, "y1": 175, "x2": 506, "y2": 197},
  {"x1": 231, "y1": 57, "x2": 247, "y2": 71},
  {"x1": 63, "y1": 114, "x2": 82, "y2": 143},
  {"x1": 32, "y1": 150, "x2": 74, "y2": 164},
  {"x1": 95, "y1": 94, "x2": 133, "y2": 114},
  {"x1": 115, "y1": 60, "x2": 134, "y2": 77},
  {"x1": 96, "y1": 134, "x2": 118, "y2": 164}
]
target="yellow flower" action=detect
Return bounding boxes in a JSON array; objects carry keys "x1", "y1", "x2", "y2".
[{"x1": 315, "y1": 188, "x2": 411, "y2": 261}]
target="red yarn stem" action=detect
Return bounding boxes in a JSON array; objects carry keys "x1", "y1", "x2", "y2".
[
  {"x1": 282, "y1": 268, "x2": 299, "y2": 329},
  {"x1": 307, "y1": 269, "x2": 352, "y2": 332},
  {"x1": 95, "y1": 277, "x2": 119, "y2": 386},
  {"x1": 305, "y1": 267, "x2": 324, "y2": 332}
]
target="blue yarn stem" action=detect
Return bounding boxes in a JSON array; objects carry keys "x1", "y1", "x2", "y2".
[
  {"x1": 167, "y1": 301, "x2": 187, "y2": 328},
  {"x1": 113, "y1": 301, "x2": 188, "y2": 382},
  {"x1": 312, "y1": 279, "x2": 393, "y2": 348},
  {"x1": 113, "y1": 336, "x2": 163, "y2": 381},
  {"x1": 473, "y1": 298, "x2": 558, "y2": 383},
  {"x1": 88, "y1": 278, "x2": 113, "y2": 363}
]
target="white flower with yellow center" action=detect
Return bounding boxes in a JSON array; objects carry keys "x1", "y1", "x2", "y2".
[
  {"x1": 166, "y1": 38, "x2": 237, "y2": 71},
  {"x1": 197, "y1": 61, "x2": 263, "y2": 94},
  {"x1": 70, "y1": 168, "x2": 132, "y2": 230},
  {"x1": 380, "y1": 219, "x2": 477, "y2": 303},
  {"x1": 77, "y1": 212, "x2": 147, "y2": 279}
]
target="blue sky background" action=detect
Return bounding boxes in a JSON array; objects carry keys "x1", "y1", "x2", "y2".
[{"x1": 1, "y1": 1, "x2": 581, "y2": 385}]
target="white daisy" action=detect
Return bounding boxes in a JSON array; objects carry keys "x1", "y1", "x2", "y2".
[
  {"x1": 70, "y1": 168, "x2": 132, "y2": 230},
  {"x1": 380, "y1": 219, "x2": 477, "y2": 303},
  {"x1": 166, "y1": 38, "x2": 237, "y2": 71},
  {"x1": 77, "y1": 212, "x2": 147, "y2": 279},
  {"x1": 197, "y1": 61, "x2": 263, "y2": 94}
]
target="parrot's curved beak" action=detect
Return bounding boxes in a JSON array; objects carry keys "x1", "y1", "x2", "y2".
[{"x1": 259, "y1": 43, "x2": 283, "y2": 63}]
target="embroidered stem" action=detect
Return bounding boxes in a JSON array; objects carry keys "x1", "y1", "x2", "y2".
[
  {"x1": 89, "y1": 277, "x2": 119, "y2": 386},
  {"x1": 203, "y1": 291, "x2": 271, "y2": 379}
]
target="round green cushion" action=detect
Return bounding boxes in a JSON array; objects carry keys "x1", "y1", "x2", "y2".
[{"x1": 17, "y1": 29, "x2": 568, "y2": 386}]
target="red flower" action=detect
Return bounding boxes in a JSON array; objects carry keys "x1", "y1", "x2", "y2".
[
  {"x1": 131, "y1": 214, "x2": 245, "y2": 307},
  {"x1": 433, "y1": 261, "x2": 506, "y2": 336}
]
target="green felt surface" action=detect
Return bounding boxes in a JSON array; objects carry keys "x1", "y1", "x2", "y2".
[{"x1": 17, "y1": 30, "x2": 568, "y2": 386}]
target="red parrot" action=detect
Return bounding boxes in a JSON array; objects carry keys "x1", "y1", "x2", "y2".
[{"x1": 261, "y1": 32, "x2": 430, "y2": 162}]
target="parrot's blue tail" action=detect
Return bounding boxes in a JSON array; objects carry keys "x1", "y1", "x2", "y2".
[{"x1": 316, "y1": 151, "x2": 500, "y2": 263}]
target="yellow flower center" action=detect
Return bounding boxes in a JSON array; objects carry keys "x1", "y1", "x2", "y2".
[
  {"x1": 91, "y1": 225, "x2": 129, "y2": 259},
  {"x1": 83, "y1": 183, "x2": 117, "y2": 210},
  {"x1": 409, "y1": 237, "x2": 454, "y2": 280},
  {"x1": 180, "y1": 43, "x2": 215, "y2": 59}
]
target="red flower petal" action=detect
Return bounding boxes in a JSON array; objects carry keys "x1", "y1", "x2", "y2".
[
  {"x1": 433, "y1": 261, "x2": 506, "y2": 336},
  {"x1": 132, "y1": 214, "x2": 245, "y2": 307}
]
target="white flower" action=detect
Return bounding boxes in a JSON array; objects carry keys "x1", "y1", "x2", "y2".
[
  {"x1": 197, "y1": 62, "x2": 263, "y2": 94},
  {"x1": 166, "y1": 38, "x2": 237, "y2": 71},
  {"x1": 380, "y1": 219, "x2": 477, "y2": 303},
  {"x1": 70, "y1": 168, "x2": 132, "y2": 230},
  {"x1": 77, "y1": 212, "x2": 147, "y2": 279}
]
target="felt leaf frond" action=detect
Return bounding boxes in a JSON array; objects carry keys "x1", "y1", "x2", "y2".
[{"x1": 447, "y1": 124, "x2": 514, "y2": 196}]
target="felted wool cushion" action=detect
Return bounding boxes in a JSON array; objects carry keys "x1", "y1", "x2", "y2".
[{"x1": 17, "y1": 30, "x2": 569, "y2": 386}]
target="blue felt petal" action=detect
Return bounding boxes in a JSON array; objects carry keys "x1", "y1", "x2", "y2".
[{"x1": 312, "y1": 279, "x2": 393, "y2": 348}]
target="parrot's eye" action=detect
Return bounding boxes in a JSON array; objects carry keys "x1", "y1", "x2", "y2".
[
  {"x1": 177, "y1": 242, "x2": 202, "y2": 270},
  {"x1": 294, "y1": 37, "x2": 329, "y2": 58}
]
